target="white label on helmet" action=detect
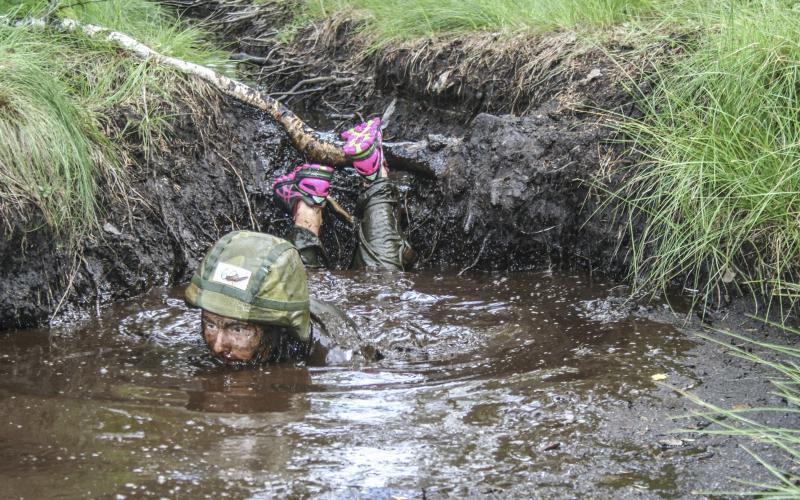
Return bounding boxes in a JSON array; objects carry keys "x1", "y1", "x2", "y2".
[{"x1": 211, "y1": 262, "x2": 252, "y2": 291}]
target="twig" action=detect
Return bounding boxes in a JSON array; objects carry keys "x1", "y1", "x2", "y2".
[
  {"x1": 49, "y1": 252, "x2": 81, "y2": 325},
  {"x1": 229, "y1": 52, "x2": 270, "y2": 65},
  {"x1": 273, "y1": 86, "x2": 329, "y2": 100},
  {"x1": 219, "y1": 153, "x2": 259, "y2": 231},
  {"x1": 458, "y1": 230, "x2": 494, "y2": 277},
  {"x1": 286, "y1": 76, "x2": 353, "y2": 94},
  {"x1": 327, "y1": 197, "x2": 353, "y2": 225}
]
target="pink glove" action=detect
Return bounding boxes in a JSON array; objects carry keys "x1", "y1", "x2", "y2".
[
  {"x1": 341, "y1": 117, "x2": 385, "y2": 182},
  {"x1": 273, "y1": 164, "x2": 334, "y2": 213}
]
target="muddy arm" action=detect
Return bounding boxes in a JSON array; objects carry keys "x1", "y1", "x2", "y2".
[{"x1": 384, "y1": 136, "x2": 462, "y2": 179}]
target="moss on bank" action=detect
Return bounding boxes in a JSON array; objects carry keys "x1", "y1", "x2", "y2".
[{"x1": 0, "y1": 0, "x2": 227, "y2": 240}]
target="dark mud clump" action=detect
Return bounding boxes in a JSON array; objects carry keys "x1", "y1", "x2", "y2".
[{"x1": 404, "y1": 109, "x2": 632, "y2": 273}]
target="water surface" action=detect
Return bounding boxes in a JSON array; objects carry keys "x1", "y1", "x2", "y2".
[{"x1": 0, "y1": 270, "x2": 690, "y2": 498}]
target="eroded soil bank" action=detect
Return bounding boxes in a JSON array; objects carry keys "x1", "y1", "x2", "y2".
[{"x1": 1, "y1": 0, "x2": 645, "y2": 329}]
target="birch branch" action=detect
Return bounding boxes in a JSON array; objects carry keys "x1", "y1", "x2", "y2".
[
  {"x1": 4, "y1": 16, "x2": 453, "y2": 177},
  {"x1": 7, "y1": 16, "x2": 349, "y2": 165}
]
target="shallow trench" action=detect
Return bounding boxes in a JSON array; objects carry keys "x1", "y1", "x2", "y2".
[
  {"x1": 0, "y1": 25, "x2": 636, "y2": 329},
  {"x1": 0, "y1": 5, "x2": 794, "y2": 496},
  {"x1": 0, "y1": 269, "x2": 777, "y2": 497}
]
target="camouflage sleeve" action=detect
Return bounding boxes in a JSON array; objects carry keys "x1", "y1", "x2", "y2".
[{"x1": 290, "y1": 226, "x2": 328, "y2": 269}]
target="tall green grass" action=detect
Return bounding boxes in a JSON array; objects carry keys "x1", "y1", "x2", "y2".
[
  {"x1": 0, "y1": 0, "x2": 226, "y2": 237},
  {"x1": 304, "y1": 0, "x2": 652, "y2": 44},
  {"x1": 617, "y1": 0, "x2": 800, "y2": 308},
  {"x1": 0, "y1": 27, "x2": 115, "y2": 234}
]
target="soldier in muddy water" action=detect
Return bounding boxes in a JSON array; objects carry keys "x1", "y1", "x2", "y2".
[{"x1": 185, "y1": 118, "x2": 413, "y2": 367}]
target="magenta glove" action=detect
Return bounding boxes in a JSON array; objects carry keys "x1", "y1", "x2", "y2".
[
  {"x1": 341, "y1": 117, "x2": 385, "y2": 182},
  {"x1": 273, "y1": 163, "x2": 334, "y2": 213}
]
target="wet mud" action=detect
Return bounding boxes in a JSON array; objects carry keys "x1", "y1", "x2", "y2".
[
  {"x1": 0, "y1": 100, "x2": 297, "y2": 329},
  {"x1": 0, "y1": 270, "x2": 789, "y2": 497}
]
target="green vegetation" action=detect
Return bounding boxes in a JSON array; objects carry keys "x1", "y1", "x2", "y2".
[
  {"x1": 303, "y1": 0, "x2": 651, "y2": 45},
  {"x1": 680, "y1": 322, "x2": 800, "y2": 496},
  {"x1": 0, "y1": 0, "x2": 226, "y2": 238},
  {"x1": 618, "y1": 1, "x2": 800, "y2": 310}
]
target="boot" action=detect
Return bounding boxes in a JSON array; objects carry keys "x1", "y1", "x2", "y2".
[{"x1": 352, "y1": 178, "x2": 416, "y2": 271}]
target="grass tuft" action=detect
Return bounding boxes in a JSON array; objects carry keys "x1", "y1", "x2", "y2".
[
  {"x1": 0, "y1": 0, "x2": 227, "y2": 239},
  {"x1": 303, "y1": 0, "x2": 652, "y2": 47},
  {"x1": 612, "y1": 0, "x2": 800, "y2": 310},
  {"x1": 676, "y1": 321, "x2": 800, "y2": 496}
]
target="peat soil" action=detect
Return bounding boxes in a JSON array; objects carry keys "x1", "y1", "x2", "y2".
[
  {"x1": 0, "y1": 98, "x2": 305, "y2": 329},
  {"x1": 183, "y1": 0, "x2": 643, "y2": 275}
]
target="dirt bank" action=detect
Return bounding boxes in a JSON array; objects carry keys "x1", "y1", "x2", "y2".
[
  {"x1": 1, "y1": 0, "x2": 646, "y2": 329},
  {"x1": 177, "y1": 0, "x2": 644, "y2": 274},
  {"x1": 0, "y1": 93, "x2": 306, "y2": 329}
]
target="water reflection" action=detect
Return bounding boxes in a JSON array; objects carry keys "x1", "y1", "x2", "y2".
[
  {"x1": 186, "y1": 367, "x2": 312, "y2": 414},
  {"x1": 0, "y1": 270, "x2": 691, "y2": 497}
]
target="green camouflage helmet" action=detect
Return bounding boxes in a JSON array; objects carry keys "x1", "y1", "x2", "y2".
[{"x1": 185, "y1": 231, "x2": 311, "y2": 341}]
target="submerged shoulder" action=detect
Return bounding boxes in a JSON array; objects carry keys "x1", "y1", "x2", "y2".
[{"x1": 308, "y1": 298, "x2": 382, "y2": 365}]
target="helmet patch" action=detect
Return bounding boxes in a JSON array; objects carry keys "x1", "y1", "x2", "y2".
[{"x1": 211, "y1": 262, "x2": 252, "y2": 291}]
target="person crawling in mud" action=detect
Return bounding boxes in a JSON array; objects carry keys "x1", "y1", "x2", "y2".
[{"x1": 185, "y1": 119, "x2": 413, "y2": 366}]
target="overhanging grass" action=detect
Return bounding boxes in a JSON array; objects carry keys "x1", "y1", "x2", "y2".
[
  {"x1": 0, "y1": 0, "x2": 227, "y2": 238},
  {"x1": 615, "y1": 0, "x2": 800, "y2": 308}
]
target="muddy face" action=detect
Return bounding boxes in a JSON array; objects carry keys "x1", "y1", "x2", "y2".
[{"x1": 201, "y1": 310, "x2": 264, "y2": 363}]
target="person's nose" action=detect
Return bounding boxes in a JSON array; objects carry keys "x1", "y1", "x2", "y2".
[{"x1": 212, "y1": 333, "x2": 230, "y2": 355}]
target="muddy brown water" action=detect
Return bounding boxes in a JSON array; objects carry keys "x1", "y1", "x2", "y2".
[{"x1": 0, "y1": 270, "x2": 693, "y2": 498}]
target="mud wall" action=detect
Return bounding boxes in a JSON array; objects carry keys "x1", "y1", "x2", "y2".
[
  {"x1": 404, "y1": 110, "x2": 631, "y2": 274},
  {"x1": 0, "y1": 101, "x2": 304, "y2": 329},
  {"x1": 182, "y1": 0, "x2": 638, "y2": 272},
  {"x1": 0, "y1": 2, "x2": 641, "y2": 330}
]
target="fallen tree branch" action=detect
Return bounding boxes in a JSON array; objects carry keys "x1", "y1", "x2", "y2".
[
  {"x1": 4, "y1": 15, "x2": 452, "y2": 177},
  {"x1": 327, "y1": 197, "x2": 354, "y2": 225},
  {"x1": 6, "y1": 16, "x2": 348, "y2": 165}
]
